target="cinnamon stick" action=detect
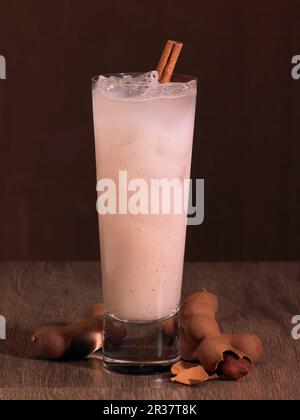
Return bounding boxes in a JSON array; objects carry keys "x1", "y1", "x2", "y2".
[{"x1": 157, "y1": 40, "x2": 183, "y2": 84}]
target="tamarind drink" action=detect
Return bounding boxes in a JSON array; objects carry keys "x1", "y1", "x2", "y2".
[{"x1": 92, "y1": 72, "x2": 197, "y2": 371}]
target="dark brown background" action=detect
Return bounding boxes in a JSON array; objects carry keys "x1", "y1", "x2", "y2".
[{"x1": 0, "y1": 0, "x2": 299, "y2": 261}]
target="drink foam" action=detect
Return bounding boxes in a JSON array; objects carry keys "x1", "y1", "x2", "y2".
[{"x1": 94, "y1": 71, "x2": 196, "y2": 101}]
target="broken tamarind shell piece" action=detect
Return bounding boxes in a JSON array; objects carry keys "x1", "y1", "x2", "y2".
[
  {"x1": 171, "y1": 366, "x2": 210, "y2": 385},
  {"x1": 171, "y1": 360, "x2": 198, "y2": 375},
  {"x1": 171, "y1": 361, "x2": 218, "y2": 385}
]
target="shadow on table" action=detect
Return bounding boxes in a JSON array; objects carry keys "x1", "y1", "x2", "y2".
[{"x1": 0, "y1": 324, "x2": 34, "y2": 359}]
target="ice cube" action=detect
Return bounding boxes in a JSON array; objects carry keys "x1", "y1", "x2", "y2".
[
  {"x1": 131, "y1": 71, "x2": 159, "y2": 85},
  {"x1": 97, "y1": 72, "x2": 159, "y2": 98}
]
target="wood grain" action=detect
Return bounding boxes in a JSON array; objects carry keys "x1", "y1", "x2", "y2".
[{"x1": 0, "y1": 262, "x2": 299, "y2": 400}]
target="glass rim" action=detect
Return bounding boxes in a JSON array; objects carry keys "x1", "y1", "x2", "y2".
[{"x1": 91, "y1": 72, "x2": 197, "y2": 86}]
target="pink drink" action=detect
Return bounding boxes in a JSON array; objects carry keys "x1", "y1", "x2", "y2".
[{"x1": 92, "y1": 72, "x2": 197, "y2": 370}]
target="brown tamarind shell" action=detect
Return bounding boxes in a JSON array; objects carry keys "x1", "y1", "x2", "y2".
[
  {"x1": 193, "y1": 335, "x2": 246, "y2": 372},
  {"x1": 176, "y1": 289, "x2": 264, "y2": 382},
  {"x1": 223, "y1": 333, "x2": 263, "y2": 363},
  {"x1": 85, "y1": 304, "x2": 104, "y2": 320},
  {"x1": 181, "y1": 290, "x2": 218, "y2": 320},
  {"x1": 31, "y1": 316, "x2": 103, "y2": 360}
]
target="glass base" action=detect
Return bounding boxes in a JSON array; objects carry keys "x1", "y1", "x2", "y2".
[{"x1": 103, "y1": 310, "x2": 180, "y2": 374}]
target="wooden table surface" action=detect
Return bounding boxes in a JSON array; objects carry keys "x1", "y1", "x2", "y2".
[{"x1": 0, "y1": 262, "x2": 299, "y2": 400}]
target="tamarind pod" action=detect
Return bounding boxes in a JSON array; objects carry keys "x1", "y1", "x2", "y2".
[
  {"x1": 105, "y1": 319, "x2": 127, "y2": 345},
  {"x1": 223, "y1": 333, "x2": 263, "y2": 363},
  {"x1": 180, "y1": 290, "x2": 220, "y2": 362},
  {"x1": 31, "y1": 316, "x2": 103, "y2": 360},
  {"x1": 178, "y1": 289, "x2": 263, "y2": 381},
  {"x1": 67, "y1": 316, "x2": 103, "y2": 358},
  {"x1": 85, "y1": 304, "x2": 104, "y2": 319},
  {"x1": 193, "y1": 335, "x2": 255, "y2": 380},
  {"x1": 86, "y1": 304, "x2": 127, "y2": 346},
  {"x1": 162, "y1": 317, "x2": 178, "y2": 345},
  {"x1": 182, "y1": 314, "x2": 220, "y2": 343},
  {"x1": 180, "y1": 327, "x2": 198, "y2": 361},
  {"x1": 182, "y1": 290, "x2": 218, "y2": 319},
  {"x1": 162, "y1": 317, "x2": 177, "y2": 339},
  {"x1": 181, "y1": 331, "x2": 256, "y2": 380},
  {"x1": 31, "y1": 325, "x2": 71, "y2": 360},
  {"x1": 193, "y1": 335, "x2": 245, "y2": 373}
]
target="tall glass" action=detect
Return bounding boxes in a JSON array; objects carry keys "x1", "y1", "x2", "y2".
[{"x1": 92, "y1": 73, "x2": 197, "y2": 373}]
